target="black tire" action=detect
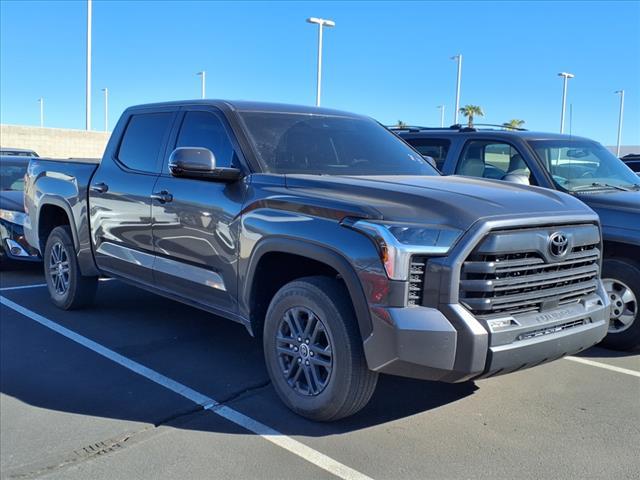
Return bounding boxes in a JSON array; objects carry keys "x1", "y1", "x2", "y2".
[
  {"x1": 263, "y1": 276, "x2": 378, "y2": 421},
  {"x1": 44, "y1": 226, "x2": 98, "y2": 310},
  {"x1": 600, "y1": 258, "x2": 640, "y2": 351}
]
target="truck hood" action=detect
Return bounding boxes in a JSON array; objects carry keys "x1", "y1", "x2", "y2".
[
  {"x1": 284, "y1": 174, "x2": 595, "y2": 230},
  {"x1": 576, "y1": 190, "x2": 640, "y2": 233},
  {"x1": 0, "y1": 190, "x2": 25, "y2": 213}
]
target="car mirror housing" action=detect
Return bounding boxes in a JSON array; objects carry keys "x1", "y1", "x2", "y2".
[{"x1": 168, "y1": 147, "x2": 242, "y2": 182}]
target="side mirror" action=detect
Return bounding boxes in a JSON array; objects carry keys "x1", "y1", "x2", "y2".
[
  {"x1": 422, "y1": 155, "x2": 437, "y2": 168},
  {"x1": 168, "y1": 147, "x2": 242, "y2": 182}
]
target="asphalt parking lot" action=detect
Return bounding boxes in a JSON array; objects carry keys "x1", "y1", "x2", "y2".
[{"x1": 1, "y1": 265, "x2": 639, "y2": 480}]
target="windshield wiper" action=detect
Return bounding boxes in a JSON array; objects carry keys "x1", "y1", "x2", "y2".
[{"x1": 572, "y1": 182, "x2": 632, "y2": 192}]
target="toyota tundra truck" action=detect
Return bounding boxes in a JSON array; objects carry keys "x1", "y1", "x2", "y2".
[{"x1": 24, "y1": 100, "x2": 610, "y2": 421}]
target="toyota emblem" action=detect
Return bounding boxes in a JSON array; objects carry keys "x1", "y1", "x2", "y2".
[{"x1": 549, "y1": 232, "x2": 570, "y2": 258}]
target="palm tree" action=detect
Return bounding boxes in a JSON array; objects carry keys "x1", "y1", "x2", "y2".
[
  {"x1": 502, "y1": 119, "x2": 525, "y2": 130},
  {"x1": 396, "y1": 120, "x2": 407, "y2": 128},
  {"x1": 458, "y1": 105, "x2": 484, "y2": 128}
]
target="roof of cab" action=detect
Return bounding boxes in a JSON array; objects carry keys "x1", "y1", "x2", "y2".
[{"x1": 124, "y1": 99, "x2": 362, "y2": 118}]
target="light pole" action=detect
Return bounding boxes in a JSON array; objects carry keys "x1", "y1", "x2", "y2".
[
  {"x1": 86, "y1": 0, "x2": 92, "y2": 130},
  {"x1": 451, "y1": 54, "x2": 462, "y2": 124},
  {"x1": 38, "y1": 98, "x2": 44, "y2": 127},
  {"x1": 102, "y1": 88, "x2": 108, "y2": 131},
  {"x1": 615, "y1": 90, "x2": 625, "y2": 157},
  {"x1": 306, "y1": 17, "x2": 335, "y2": 106},
  {"x1": 558, "y1": 72, "x2": 574, "y2": 134},
  {"x1": 197, "y1": 71, "x2": 206, "y2": 99},
  {"x1": 437, "y1": 105, "x2": 445, "y2": 127}
]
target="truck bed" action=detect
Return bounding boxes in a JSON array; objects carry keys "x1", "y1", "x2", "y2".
[
  {"x1": 24, "y1": 158, "x2": 100, "y2": 268},
  {"x1": 32, "y1": 156, "x2": 101, "y2": 164}
]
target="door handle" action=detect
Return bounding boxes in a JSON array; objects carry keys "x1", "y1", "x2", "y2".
[
  {"x1": 90, "y1": 182, "x2": 109, "y2": 194},
  {"x1": 151, "y1": 191, "x2": 173, "y2": 203}
]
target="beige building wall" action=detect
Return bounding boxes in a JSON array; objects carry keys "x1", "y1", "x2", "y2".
[{"x1": 0, "y1": 124, "x2": 111, "y2": 159}]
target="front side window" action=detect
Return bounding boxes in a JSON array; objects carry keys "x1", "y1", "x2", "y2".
[
  {"x1": 175, "y1": 111, "x2": 235, "y2": 168},
  {"x1": 405, "y1": 138, "x2": 450, "y2": 169},
  {"x1": 456, "y1": 141, "x2": 530, "y2": 181},
  {"x1": 117, "y1": 113, "x2": 173, "y2": 173},
  {"x1": 529, "y1": 140, "x2": 640, "y2": 192},
  {"x1": 238, "y1": 112, "x2": 437, "y2": 176}
]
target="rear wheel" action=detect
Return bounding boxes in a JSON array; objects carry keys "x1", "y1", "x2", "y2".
[
  {"x1": 44, "y1": 226, "x2": 98, "y2": 310},
  {"x1": 263, "y1": 276, "x2": 378, "y2": 421},
  {"x1": 601, "y1": 258, "x2": 640, "y2": 351}
]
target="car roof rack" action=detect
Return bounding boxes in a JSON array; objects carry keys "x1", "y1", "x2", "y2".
[
  {"x1": 388, "y1": 123, "x2": 528, "y2": 133},
  {"x1": 472, "y1": 123, "x2": 528, "y2": 131},
  {"x1": 387, "y1": 124, "x2": 468, "y2": 132}
]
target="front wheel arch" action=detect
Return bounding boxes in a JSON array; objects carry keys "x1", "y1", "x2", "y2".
[{"x1": 244, "y1": 238, "x2": 374, "y2": 342}]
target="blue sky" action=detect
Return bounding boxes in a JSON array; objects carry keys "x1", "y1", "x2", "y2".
[{"x1": 1, "y1": 0, "x2": 639, "y2": 146}]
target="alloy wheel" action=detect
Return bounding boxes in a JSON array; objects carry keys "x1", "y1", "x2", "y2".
[
  {"x1": 49, "y1": 241, "x2": 70, "y2": 296},
  {"x1": 603, "y1": 278, "x2": 638, "y2": 333},
  {"x1": 276, "y1": 306, "x2": 333, "y2": 396}
]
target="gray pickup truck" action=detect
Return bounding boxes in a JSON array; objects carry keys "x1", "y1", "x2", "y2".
[{"x1": 25, "y1": 100, "x2": 610, "y2": 420}]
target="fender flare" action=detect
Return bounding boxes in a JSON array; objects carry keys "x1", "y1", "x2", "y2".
[
  {"x1": 36, "y1": 197, "x2": 80, "y2": 251},
  {"x1": 244, "y1": 237, "x2": 374, "y2": 340}
]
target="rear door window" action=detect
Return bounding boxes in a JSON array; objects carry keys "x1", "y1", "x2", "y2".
[
  {"x1": 404, "y1": 138, "x2": 450, "y2": 169},
  {"x1": 117, "y1": 113, "x2": 173, "y2": 173}
]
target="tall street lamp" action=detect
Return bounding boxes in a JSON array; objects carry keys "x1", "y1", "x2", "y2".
[
  {"x1": 615, "y1": 90, "x2": 625, "y2": 157},
  {"x1": 38, "y1": 98, "x2": 44, "y2": 127},
  {"x1": 86, "y1": 0, "x2": 92, "y2": 130},
  {"x1": 197, "y1": 71, "x2": 206, "y2": 99},
  {"x1": 102, "y1": 88, "x2": 109, "y2": 132},
  {"x1": 558, "y1": 72, "x2": 574, "y2": 134},
  {"x1": 306, "y1": 17, "x2": 335, "y2": 107},
  {"x1": 437, "y1": 105, "x2": 446, "y2": 127},
  {"x1": 451, "y1": 54, "x2": 462, "y2": 124}
]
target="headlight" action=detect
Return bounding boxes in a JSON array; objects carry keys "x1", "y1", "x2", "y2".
[
  {"x1": 0, "y1": 209, "x2": 29, "y2": 227},
  {"x1": 347, "y1": 220, "x2": 462, "y2": 280}
]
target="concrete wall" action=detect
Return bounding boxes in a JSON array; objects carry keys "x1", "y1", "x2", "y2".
[
  {"x1": 0, "y1": 124, "x2": 111, "y2": 159},
  {"x1": 606, "y1": 145, "x2": 640, "y2": 157}
]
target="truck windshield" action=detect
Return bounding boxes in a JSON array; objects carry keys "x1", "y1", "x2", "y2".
[
  {"x1": 528, "y1": 139, "x2": 640, "y2": 192},
  {"x1": 238, "y1": 111, "x2": 438, "y2": 176}
]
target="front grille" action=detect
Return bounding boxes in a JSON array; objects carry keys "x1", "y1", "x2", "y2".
[
  {"x1": 408, "y1": 256, "x2": 427, "y2": 306},
  {"x1": 460, "y1": 230, "x2": 600, "y2": 318}
]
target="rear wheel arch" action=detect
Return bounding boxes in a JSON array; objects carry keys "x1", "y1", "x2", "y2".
[
  {"x1": 38, "y1": 201, "x2": 77, "y2": 253},
  {"x1": 245, "y1": 238, "x2": 373, "y2": 342}
]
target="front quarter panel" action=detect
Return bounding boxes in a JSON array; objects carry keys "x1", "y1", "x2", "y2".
[{"x1": 238, "y1": 174, "x2": 388, "y2": 339}]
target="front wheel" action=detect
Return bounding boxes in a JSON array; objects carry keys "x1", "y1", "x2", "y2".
[
  {"x1": 44, "y1": 226, "x2": 98, "y2": 310},
  {"x1": 263, "y1": 276, "x2": 378, "y2": 421},
  {"x1": 601, "y1": 258, "x2": 640, "y2": 351}
]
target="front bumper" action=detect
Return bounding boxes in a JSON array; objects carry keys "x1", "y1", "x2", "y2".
[
  {"x1": 363, "y1": 285, "x2": 609, "y2": 383},
  {"x1": 0, "y1": 219, "x2": 41, "y2": 263}
]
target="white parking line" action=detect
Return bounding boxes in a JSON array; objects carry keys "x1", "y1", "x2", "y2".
[
  {"x1": 0, "y1": 295, "x2": 373, "y2": 480},
  {"x1": 564, "y1": 356, "x2": 640, "y2": 378},
  {"x1": 0, "y1": 278, "x2": 113, "y2": 292},
  {"x1": 0, "y1": 283, "x2": 47, "y2": 292}
]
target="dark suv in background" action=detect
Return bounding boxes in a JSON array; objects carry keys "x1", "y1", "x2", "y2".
[
  {"x1": 621, "y1": 154, "x2": 640, "y2": 174},
  {"x1": 398, "y1": 126, "x2": 640, "y2": 350}
]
